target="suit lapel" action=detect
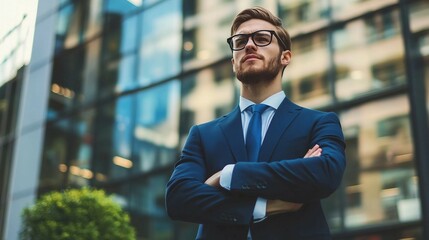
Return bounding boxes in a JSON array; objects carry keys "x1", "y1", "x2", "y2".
[
  {"x1": 218, "y1": 106, "x2": 247, "y2": 163},
  {"x1": 259, "y1": 98, "x2": 302, "y2": 162}
]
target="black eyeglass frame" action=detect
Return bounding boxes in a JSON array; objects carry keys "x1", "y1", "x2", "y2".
[{"x1": 227, "y1": 30, "x2": 288, "y2": 51}]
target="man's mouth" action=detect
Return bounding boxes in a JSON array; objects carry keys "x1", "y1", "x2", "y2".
[{"x1": 242, "y1": 54, "x2": 262, "y2": 63}]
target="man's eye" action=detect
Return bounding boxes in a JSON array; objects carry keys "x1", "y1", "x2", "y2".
[
  {"x1": 234, "y1": 37, "x2": 247, "y2": 46},
  {"x1": 254, "y1": 34, "x2": 271, "y2": 44}
]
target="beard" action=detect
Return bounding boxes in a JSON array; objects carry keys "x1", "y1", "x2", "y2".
[{"x1": 236, "y1": 52, "x2": 283, "y2": 85}]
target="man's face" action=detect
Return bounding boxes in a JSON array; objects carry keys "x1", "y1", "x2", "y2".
[{"x1": 231, "y1": 19, "x2": 289, "y2": 85}]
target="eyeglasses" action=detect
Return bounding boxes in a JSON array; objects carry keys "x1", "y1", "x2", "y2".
[{"x1": 227, "y1": 30, "x2": 287, "y2": 51}]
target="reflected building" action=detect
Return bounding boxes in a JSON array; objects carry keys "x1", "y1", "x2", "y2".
[{"x1": 2, "y1": 0, "x2": 429, "y2": 239}]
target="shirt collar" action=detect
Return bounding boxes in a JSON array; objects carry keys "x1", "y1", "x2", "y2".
[{"x1": 239, "y1": 91, "x2": 286, "y2": 112}]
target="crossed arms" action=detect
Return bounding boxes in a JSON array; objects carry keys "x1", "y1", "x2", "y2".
[
  {"x1": 205, "y1": 144, "x2": 323, "y2": 216},
  {"x1": 166, "y1": 112, "x2": 346, "y2": 225}
]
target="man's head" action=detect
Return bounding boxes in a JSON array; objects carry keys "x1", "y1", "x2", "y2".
[
  {"x1": 228, "y1": 7, "x2": 292, "y2": 86},
  {"x1": 230, "y1": 7, "x2": 291, "y2": 51}
]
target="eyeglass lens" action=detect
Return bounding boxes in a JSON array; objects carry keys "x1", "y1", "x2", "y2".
[{"x1": 231, "y1": 31, "x2": 273, "y2": 50}]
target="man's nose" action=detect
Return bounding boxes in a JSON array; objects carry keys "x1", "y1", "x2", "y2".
[{"x1": 244, "y1": 37, "x2": 257, "y2": 51}]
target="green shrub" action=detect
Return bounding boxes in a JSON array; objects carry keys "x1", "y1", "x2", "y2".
[{"x1": 20, "y1": 188, "x2": 136, "y2": 240}]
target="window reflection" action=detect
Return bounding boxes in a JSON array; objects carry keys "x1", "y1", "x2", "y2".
[
  {"x1": 99, "y1": 54, "x2": 138, "y2": 98},
  {"x1": 331, "y1": 0, "x2": 398, "y2": 21},
  {"x1": 0, "y1": 71, "x2": 21, "y2": 137},
  {"x1": 334, "y1": 9, "x2": 405, "y2": 100},
  {"x1": 68, "y1": 109, "x2": 96, "y2": 187},
  {"x1": 39, "y1": 119, "x2": 70, "y2": 194},
  {"x1": 138, "y1": 0, "x2": 182, "y2": 86},
  {"x1": 99, "y1": 14, "x2": 139, "y2": 96},
  {"x1": 101, "y1": 17, "x2": 121, "y2": 63},
  {"x1": 339, "y1": 95, "x2": 418, "y2": 228},
  {"x1": 279, "y1": 0, "x2": 330, "y2": 35},
  {"x1": 56, "y1": 3, "x2": 75, "y2": 52},
  {"x1": 133, "y1": 81, "x2": 180, "y2": 173},
  {"x1": 104, "y1": 1, "x2": 140, "y2": 56},
  {"x1": 180, "y1": 62, "x2": 237, "y2": 145},
  {"x1": 143, "y1": 0, "x2": 161, "y2": 7},
  {"x1": 55, "y1": 0, "x2": 103, "y2": 52},
  {"x1": 182, "y1": 0, "x2": 234, "y2": 69},
  {"x1": 93, "y1": 95, "x2": 135, "y2": 182},
  {"x1": 117, "y1": 54, "x2": 137, "y2": 92},
  {"x1": 423, "y1": 34, "x2": 429, "y2": 127},
  {"x1": 129, "y1": 173, "x2": 173, "y2": 239},
  {"x1": 182, "y1": 0, "x2": 276, "y2": 70},
  {"x1": 120, "y1": 15, "x2": 139, "y2": 54},
  {"x1": 41, "y1": 110, "x2": 96, "y2": 191},
  {"x1": 336, "y1": 226, "x2": 422, "y2": 240},
  {"x1": 59, "y1": 0, "x2": 71, "y2": 6},
  {"x1": 410, "y1": 0, "x2": 429, "y2": 128},
  {"x1": 0, "y1": 142, "x2": 13, "y2": 199},
  {"x1": 105, "y1": 0, "x2": 141, "y2": 16},
  {"x1": 283, "y1": 30, "x2": 331, "y2": 108},
  {"x1": 365, "y1": 8, "x2": 401, "y2": 43},
  {"x1": 49, "y1": 38, "x2": 101, "y2": 117}
]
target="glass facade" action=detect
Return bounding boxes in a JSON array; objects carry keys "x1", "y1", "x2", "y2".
[
  {"x1": 15, "y1": 0, "x2": 429, "y2": 239},
  {"x1": 339, "y1": 95, "x2": 416, "y2": 226}
]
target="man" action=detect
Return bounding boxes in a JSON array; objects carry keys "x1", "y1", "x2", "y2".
[{"x1": 166, "y1": 6, "x2": 346, "y2": 240}]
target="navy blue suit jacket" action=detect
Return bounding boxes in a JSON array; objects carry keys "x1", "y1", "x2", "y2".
[{"x1": 166, "y1": 98, "x2": 346, "y2": 240}]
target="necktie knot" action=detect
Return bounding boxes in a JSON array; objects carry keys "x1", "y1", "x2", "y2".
[{"x1": 250, "y1": 104, "x2": 269, "y2": 114}]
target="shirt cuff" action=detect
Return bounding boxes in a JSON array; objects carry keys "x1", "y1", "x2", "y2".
[
  {"x1": 219, "y1": 164, "x2": 235, "y2": 190},
  {"x1": 253, "y1": 198, "x2": 267, "y2": 222}
]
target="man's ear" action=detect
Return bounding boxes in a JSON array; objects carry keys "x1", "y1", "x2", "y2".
[
  {"x1": 280, "y1": 50, "x2": 292, "y2": 67},
  {"x1": 231, "y1": 58, "x2": 236, "y2": 73}
]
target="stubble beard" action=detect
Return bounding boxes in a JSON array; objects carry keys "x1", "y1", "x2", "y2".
[{"x1": 236, "y1": 53, "x2": 282, "y2": 85}]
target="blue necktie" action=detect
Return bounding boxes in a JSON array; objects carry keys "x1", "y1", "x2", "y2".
[{"x1": 246, "y1": 104, "x2": 269, "y2": 162}]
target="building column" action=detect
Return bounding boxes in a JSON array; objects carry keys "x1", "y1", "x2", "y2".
[{"x1": 4, "y1": 1, "x2": 57, "y2": 239}]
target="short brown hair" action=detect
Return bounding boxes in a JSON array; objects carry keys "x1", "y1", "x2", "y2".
[{"x1": 230, "y1": 6, "x2": 291, "y2": 51}]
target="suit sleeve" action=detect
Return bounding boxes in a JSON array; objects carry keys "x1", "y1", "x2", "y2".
[
  {"x1": 229, "y1": 112, "x2": 346, "y2": 203},
  {"x1": 165, "y1": 125, "x2": 256, "y2": 225}
]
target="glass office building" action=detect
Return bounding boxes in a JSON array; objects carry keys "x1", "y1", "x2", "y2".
[{"x1": 2, "y1": 0, "x2": 429, "y2": 239}]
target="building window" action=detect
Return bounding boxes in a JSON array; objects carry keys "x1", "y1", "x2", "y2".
[
  {"x1": 284, "y1": 30, "x2": 331, "y2": 108},
  {"x1": 366, "y1": 9, "x2": 401, "y2": 43},
  {"x1": 333, "y1": 10, "x2": 405, "y2": 100},
  {"x1": 331, "y1": 95, "x2": 419, "y2": 230},
  {"x1": 137, "y1": 0, "x2": 182, "y2": 86}
]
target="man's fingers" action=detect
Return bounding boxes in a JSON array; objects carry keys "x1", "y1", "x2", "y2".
[
  {"x1": 304, "y1": 150, "x2": 311, "y2": 158},
  {"x1": 304, "y1": 144, "x2": 321, "y2": 158},
  {"x1": 313, "y1": 148, "x2": 322, "y2": 156},
  {"x1": 304, "y1": 144, "x2": 318, "y2": 157},
  {"x1": 309, "y1": 148, "x2": 322, "y2": 157},
  {"x1": 311, "y1": 144, "x2": 319, "y2": 152},
  {"x1": 266, "y1": 200, "x2": 304, "y2": 215},
  {"x1": 205, "y1": 171, "x2": 221, "y2": 187}
]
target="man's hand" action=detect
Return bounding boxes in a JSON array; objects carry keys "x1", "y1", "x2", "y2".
[
  {"x1": 266, "y1": 144, "x2": 323, "y2": 215},
  {"x1": 266, "y1": 199, "x2": 303, "y2": 216},
  {"x1": 304, "y1": 144, "x2": 322, "y2": 158},
  {"x1": 205, "y1": 170, "x2": 222, "y2": 187}
]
